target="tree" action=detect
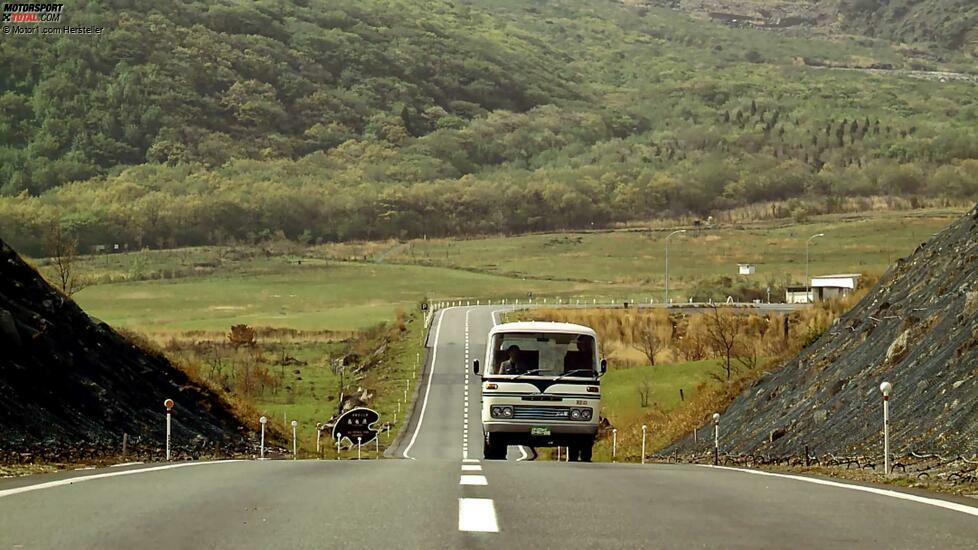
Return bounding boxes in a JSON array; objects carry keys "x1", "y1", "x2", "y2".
[
  {"x1": 704, "y1": 306, "x2": 740, "y2": 380},
  {"x1": 631, "y1": 313, "x2": 670, "y2": 366},
  {"x1": 637, "y1": 378, "x2": 651, "y2": 408},
  {"x1": 43, "y1": 223, "x2": 87, "y2": 297}
]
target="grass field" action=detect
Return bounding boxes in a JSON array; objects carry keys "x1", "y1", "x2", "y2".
[
  {"x1": 71, "y1": 260, "x2": 636, "y2": 333},
  {"x1": 56, "y1": 208, "x2": 961, "y2": 333},
  {"x1": 599, "y1": 360, "x2": 721, "y2": 428},
  {"x1": 376, "y1": 209, "x2": 961, "y2": 290}
]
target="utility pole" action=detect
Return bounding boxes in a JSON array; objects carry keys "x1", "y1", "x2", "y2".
[
  {"x1": 664, "y1": 229, "x2": 687, "y2": 305},
  {"x1": 806, "y1": 233, "x2": 825, "y2": 303}
]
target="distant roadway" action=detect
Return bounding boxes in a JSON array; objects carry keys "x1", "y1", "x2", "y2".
[{"x1": 2, "y1": 305, "x2": 977, "y2": 549}]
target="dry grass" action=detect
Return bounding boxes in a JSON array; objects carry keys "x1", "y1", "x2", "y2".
[{"x1": 517, "y1": 288, "x2": 872, "y2": 458}]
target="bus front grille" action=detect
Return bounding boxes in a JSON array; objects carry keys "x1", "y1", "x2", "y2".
[{"x1": 512, "y1": 406, "x2": 571, "y2": 420}]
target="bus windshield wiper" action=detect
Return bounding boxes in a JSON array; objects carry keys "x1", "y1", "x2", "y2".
[
  {"x1": 511, "y1": 368, "x2": 545, "y2": 380},
  {"x1": 553, "y1": 369, "x2": 595, "y2": 382}
]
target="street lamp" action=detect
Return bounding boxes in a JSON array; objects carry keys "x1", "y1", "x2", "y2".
[
  {"x1": 805, "y1": 233, "x2": 825, "y2": 303},
  {"x1": 664, "y1": 229, "x2": 687, "y2": 305}
]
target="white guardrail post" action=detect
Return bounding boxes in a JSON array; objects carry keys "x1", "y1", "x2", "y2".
[
  {"x1": 316, "y1": 423, "x2": 322, "y2": 458},
  {"x1": 612, "y1": 428, "x2": 618, "y2": 463},
  {"x1": 641, "y1": 425, "x2": 647, "y2": 464},
  {"x1": 164, "y1": 399, "x2": 174, "y2": 461},
  {"x1": 291, "y1": 420, "x2": 298, "y2": 460},
  {"x1": 880, "y1": 381, "x2": 892, "y2": 475},
  {"x1": 713, "y1": 413, "x2": 720, "y2": 466},
  {"x1": 259, "y1": 416, "x2": 267, "y2": 460}
]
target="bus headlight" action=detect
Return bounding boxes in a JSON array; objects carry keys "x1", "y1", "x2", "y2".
[
  {"x1": 569, "y1": 407, "x2": 593, "y2": 421},
  {"x1": 491, "y1": 406, "x2": 514, "y2": 418}
]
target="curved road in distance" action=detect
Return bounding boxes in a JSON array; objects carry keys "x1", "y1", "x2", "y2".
[{"x1": 2, "y1": 305, "x2": 977, "y2": 549}]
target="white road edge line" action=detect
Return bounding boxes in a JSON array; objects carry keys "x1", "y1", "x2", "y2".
[
  {"x1": 403, "y1": 307, "x2": 451, "y2": 459},
  {"x1": 0, "y1": 460, "x2": 243, "y2": 499},
  {"x1": 702, "y1": 465, "x2": 978, "y2": 517},
  {"x1": 459, "y1": 498, "x2": 499, "y2": 533}
]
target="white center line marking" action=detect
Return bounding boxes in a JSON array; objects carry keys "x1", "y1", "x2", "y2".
[
  {"x1": 459, "y1": 498, "x2": 499, "y2": 533},
  {"x1": 462, "y1": 464, "x2": 482, "y2": 471},
  {"x1": 463, "y1": 459, "x2": 480, "y2": 463},
  {"x1": 460, "y1": 474, "x2": 488, "y2": 486}
]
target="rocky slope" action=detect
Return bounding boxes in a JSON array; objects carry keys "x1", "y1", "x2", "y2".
[
  {"x1": 629, "y1": 1, "x2": 978, "y2": 55},
  {"x1": 0, "y1": 239, "x2": 250, "y2": 462},
  {"x1": 672, "y1": 204, "x2": 978, "y2": 457}
]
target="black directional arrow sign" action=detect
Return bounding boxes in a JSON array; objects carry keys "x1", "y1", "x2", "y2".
[{"x1": 332, "y1": 407, "x2": 380, "y2": 445}]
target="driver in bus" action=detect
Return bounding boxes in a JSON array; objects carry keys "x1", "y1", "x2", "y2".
[{"x1": 499, "y1": 345, "x2": 522, "y2": 374}]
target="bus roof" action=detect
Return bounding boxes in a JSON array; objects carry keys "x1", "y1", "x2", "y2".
[{"x1": 489, "y1": 321, "x2": 597, "y2": 338}]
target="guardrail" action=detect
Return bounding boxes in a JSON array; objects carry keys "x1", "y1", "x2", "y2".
[{"x1": 427, "y1": 297, "x2": 806, "y2": 311}]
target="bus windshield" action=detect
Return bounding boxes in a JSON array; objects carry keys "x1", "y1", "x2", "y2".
[{"x1": 489, "y1": 332, "x2": 596, "y2": 377}]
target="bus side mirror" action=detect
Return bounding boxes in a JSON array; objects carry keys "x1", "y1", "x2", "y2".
[
  {"x1": 600, "y1": 358, "x2": 607, "y2": 375},
  {"x1": 473, "y1": 360, "x2": 480, "y2": 375}
]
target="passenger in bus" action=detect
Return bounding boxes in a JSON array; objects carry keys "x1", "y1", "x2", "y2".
[{"x1": 563, "y1": 336, "x2": 594, "y2": 373}]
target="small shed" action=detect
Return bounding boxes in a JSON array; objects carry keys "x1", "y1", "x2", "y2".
[
  {"x1": 811, "y1": 274, "x2": 861, "y2": 302},
  {"x1": 785, "y1": 286, "x2": 811, "y2": 304},
  {"x1": 738, "y1": 264, "x2": 756, "y2": 275}
]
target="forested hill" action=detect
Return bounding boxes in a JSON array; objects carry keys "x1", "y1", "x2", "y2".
[
  {"x1": 0, "y1": 0, "x2": 579, "y2": 195},
  {"x1": 1, "y1": 0, "x2": 977, "y2": 253}
]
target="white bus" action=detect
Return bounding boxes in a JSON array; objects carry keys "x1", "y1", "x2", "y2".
[{"x1": 473, "y1": 321, "x2": 606, "y2": 461}]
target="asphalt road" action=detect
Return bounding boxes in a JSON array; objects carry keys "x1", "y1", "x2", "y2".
[{"x1": 3, "y1": 305, "x2": 977, "y2": 549}]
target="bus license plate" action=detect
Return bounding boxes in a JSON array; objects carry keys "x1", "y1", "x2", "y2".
[{"x1": 531, "y1": 427, "x2": 551, "y2": 436}]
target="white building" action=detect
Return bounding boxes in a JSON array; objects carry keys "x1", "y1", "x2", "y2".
[
  {"x1": 786, "y1": 274, "x2": 861, "y2": 303},
  {"x1": 811, "y1": 274, "x2": 861, "y2": 301},
  {"x1": 738, "y1": 263, "x2": 756, "y2": 275},
  {"x1": 785, "y1": 286, "x2": 811, "y2": 304}
]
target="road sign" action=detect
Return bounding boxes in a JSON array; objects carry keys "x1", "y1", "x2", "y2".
[
  {"x1": 420, "y1": 302, "x2": 429, "y2": 311},
  {"x1": 332, "y1": 407, "x2": 380, "y2": 446}
]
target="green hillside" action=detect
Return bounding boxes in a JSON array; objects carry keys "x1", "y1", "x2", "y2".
[
  {"x1": 0, "y1": 0, "x2": 577, "y2": 195},
  {"x1": 1, "y1": 0, "x2": 977, "y2": 254}
]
